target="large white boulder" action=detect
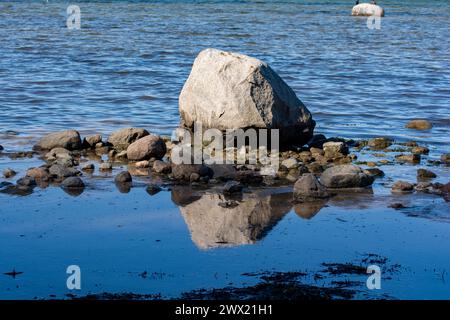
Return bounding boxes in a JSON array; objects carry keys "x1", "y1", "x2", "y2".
[
  {"x1": 351, "y1": 3, "x2": 385, "y2": 17},
  {"x1": 179, "y1": 48, "x2": 315, "y2": 145}
]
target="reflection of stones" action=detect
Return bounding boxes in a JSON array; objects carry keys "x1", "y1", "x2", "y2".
[
  {"x1": 0, "y1": 181, "x2": 34, "y2": 196},
  {"x1": 175, "y1": 188, "x2": 292, "y2": 249},
  {"x1": 294, "y1": 200, "x2": 328, "y2": 220},
  {"x1": 146, "y1": 184, "x2": 162, "y2": 196}
]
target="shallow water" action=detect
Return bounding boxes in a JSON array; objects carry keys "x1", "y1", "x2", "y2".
[{"x1": 0, "y1": 0, "x2": 449, "y2": 300}]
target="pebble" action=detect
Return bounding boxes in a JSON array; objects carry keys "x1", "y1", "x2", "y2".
[
  {"x1": 223, "y1": 181, "x2": 243, "y2": 194},
  {"x1": 99, "y1": 162, "x2": 113, "y2": 171},
  {"x1": 391, "y1": 180, "x2": 414, "y2": 193},
  {"x1": 368, "y1": 137, "x2": 392, "y2": 150},
  {"x1": 3, "y1": 168, "x2": 17, "y2": 178},
  {"x1": 411, "y1": 146, "x2": 429, "y2": 155},
  {"x1": 115, "y1": 171, "x2": 132, "y2": 183},
  {"x1": 417, "y1": 168, "x2": 436, "y2": 180},
  {"x1": 81, "y1": 163, "x2": 95, "y2": 171},
  {"x1": 61, "y1": 177, "x2": 85, "y2": 188},
  {"x1": 395, "y1": 154, "x2": 421, "y2": 164},
  {"x1": 406, "y1": 119, "x2": 432, "y2": 130}
]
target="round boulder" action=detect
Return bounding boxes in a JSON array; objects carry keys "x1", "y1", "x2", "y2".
[
  {"x1": 127, "y1": 135, "x2": 166, "y2": 161},
  {"x1": 320, "y1": 164, "x2": 374, "y2": 189},
  {"x1": 293, "y1": 173, "x2": 329, "y2": 202}
]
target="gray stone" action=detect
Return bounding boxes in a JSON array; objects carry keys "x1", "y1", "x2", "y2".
[
  {"x1": 99, "y1": 162, "x2": 112, "y2": 171},
  {"x1": 223, "y1": 181, "x2": 243, "y2": 195},
  {"x1": 115, "y1": 171, "x2": 132, "y2": 183},
  {"x1": 34, "y1": 130, "x2": 82, "y2": 151},
  {"x1": 320, "y1": 164, "x2": 374, "y2": 188},
  {"x1": 417, "y1": 169, "x2": 436, "y2": 180},
  {"x1": 61, "y1": 177, "x2": 85, "y2": 189},
  {"x1": 153, "y1": 160, "x2": 172, "y2": 174},
  {"x1": 323, "y1": 141, "x2": 349, "y2": 159},
  {"x1": 171, "y1": 164, "x2": 213, "y2": 181},
  {"x1": 107, "y1": 128, "x2": 149, "y2": 151},
  {"x1": 83, "y1": 134, "x2": 102, "y2": 148},
  {"x1": 127, "y1": 135, "x2": 166, "y2": 161},
  {"x1": 179, "y1": 48, "x2": 315, "y2": 145},
  {"x1": 392, "y1": 180, "x2": 414, "y2": 193},
  {"x1": 49, "y1": 164, "x2": 80, "y2": 178},
  {"x1": 395, "y1": 153, "x2": 421, "y2": 164},
  {"x1": 367, "y1": 137, "x2": 392, "y2": 150},
  {"x1": 293, "y1": 173, "x2": 329, "y2": 202}
]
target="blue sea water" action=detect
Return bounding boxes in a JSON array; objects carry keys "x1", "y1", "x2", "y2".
[
  {"x1": 0, "y1": 0, "x2": 449, "y2": 152},
  {"x1": 0, "y1": 1, "x2": 449, "y2": 300}
]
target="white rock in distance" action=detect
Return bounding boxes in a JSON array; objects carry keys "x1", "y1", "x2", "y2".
[{"x1": 351, "y1": 3, "x2": 385, "y2": 17}]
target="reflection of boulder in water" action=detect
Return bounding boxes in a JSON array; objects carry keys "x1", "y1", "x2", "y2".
[
  {"x1": 177, "y1": 190, "x2": 292, "y2": 249},
  {"x1": 294, "y1": 200, "x2": 328, "y2": 220}
]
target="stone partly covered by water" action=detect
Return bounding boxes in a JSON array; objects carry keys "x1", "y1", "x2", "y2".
[
  {"x1": 126, "y1": 135, "x2": 166, "y2": 161},
  {"x1": 293, "y1": 173, "x2": 329, "y2": 202},
  {"x1": 320, "y1": 164, "x2": 374, "y2": 189},
  {"x1": 107, "y1": 128, "x2": 150, "y2": 151},
  {"x1": 33, "y1": 130, "x2": 82, "y2": 151},
  {"x1": 351, "y1": 3, "x2": 384, "y2": 17},
  {"x1": 406, "y1": 119, "x2": 433, "y2": 131},
  {"x1": 179, "y1": 48, "x2": 315, "y2": 146}
]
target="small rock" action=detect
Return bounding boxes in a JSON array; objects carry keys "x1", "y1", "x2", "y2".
[
  {"x1": 323, "y1": 141, "x2": 349, "y2": 159},
  {"x1": 363, "y1": 168, "x2": 385, "y2": 178},
  {"x1": 402, "y1": 141, "x2": 418, "y2": 147},
  {"x1": 127, "y1": 135, "x2": 166, "y2": 161},
  {"x1": 389, "y1": 203, "x2": 407, "y2": 209},
  {"x1": 135, "y1": 160, "x2": 150, "y2": 168},
  {"x1": 115, "y1": 171, "x2": 132, "y2": 183},
  {"x1": 26, "y1": 167, "x2": 49, "y2": 181},
  {"x1": 107, "y1": 128, "x2": 149, "y2": 151},
  {"x1": 417, "y1": 168, "x2": 436, "y2": 180},
  {"x1": 3, "y1": 168, "x2": 17, "y2": 178},
  {"x1": 0, "y1": 145, "x2": 3, "y2": 151},
  {"x1": 16, "y1": 176, "x2": 36, "y2": 187},
  {"x1": 366, "y1": 162, "x2": 377, "y2": 167},
  {"x1": 189, "y1": 173, "x2": 201, "y2": 183},
  {"x1": 49, "y1": 164, "x2": 80, "y2": 178},
  {"x1": 392, "y1": 180, "x2": 414, "y2": 193},
  {"x1": 367, "y1": 137, "x2": 392, "y2": 150},
  {"x1": 171, "y1": 164, "x2": 213, "y2": 181},
  {"x1": 83, "y1": 134, "x2": 102, "y2": 148},
  {"x1": 320, "y1": 164, "x2": 374, "y2": 189},
  {"x1": 293, "y1": 173, "x2": 329, "y2": 202},
  {"x1": 395, "y1": 154, "x2": 421, "y2": 164},
  {"x1": 153, "y1": 160, "x2": 171, "y2": 174},
  {"x1": 308, "y1": 134, "x2": 327, "y2": 148},
  {"x1": 33, "y1": 130, "x2": 82, "y2": 151},
  {"x1": 406, "y1": 119, "x2": 432, "y2": 130},
  {"x1": 281, "y1": 158, "x2": 299, "y2": 170},
  {"x1": 411, "y1": 146, "x2": 429, "y2": 155},
  {"x1": 81, "y1": 163, "x2": 95, "y2": 171},
  {"x1": 99, "y1": 162, "x2": 113, "y2": 171},
  {"x1": 223, "y1": 181, "x2": 243, "y2": 194},
  {"x1": 61, "y1": 177, "x2": 85, "y2": 189},
  {"x1": 441, "y1": 154, "x2": 450, "y2": 164}
]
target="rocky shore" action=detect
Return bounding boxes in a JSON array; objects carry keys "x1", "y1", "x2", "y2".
[
  {"x1": 0, "y1": 49, "x2": 449, "y2": 204},
  {"x1": 0, "y1": 126, "x2": 448, "y2": 204}
]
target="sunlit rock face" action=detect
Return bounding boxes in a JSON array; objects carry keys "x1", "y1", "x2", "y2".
[
  {"x1": 351, "y1": 3, "x2": 384, "y2": 17},
  {"x1": 175, "y1": 189, "x2": 292, "y2": 249}
]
